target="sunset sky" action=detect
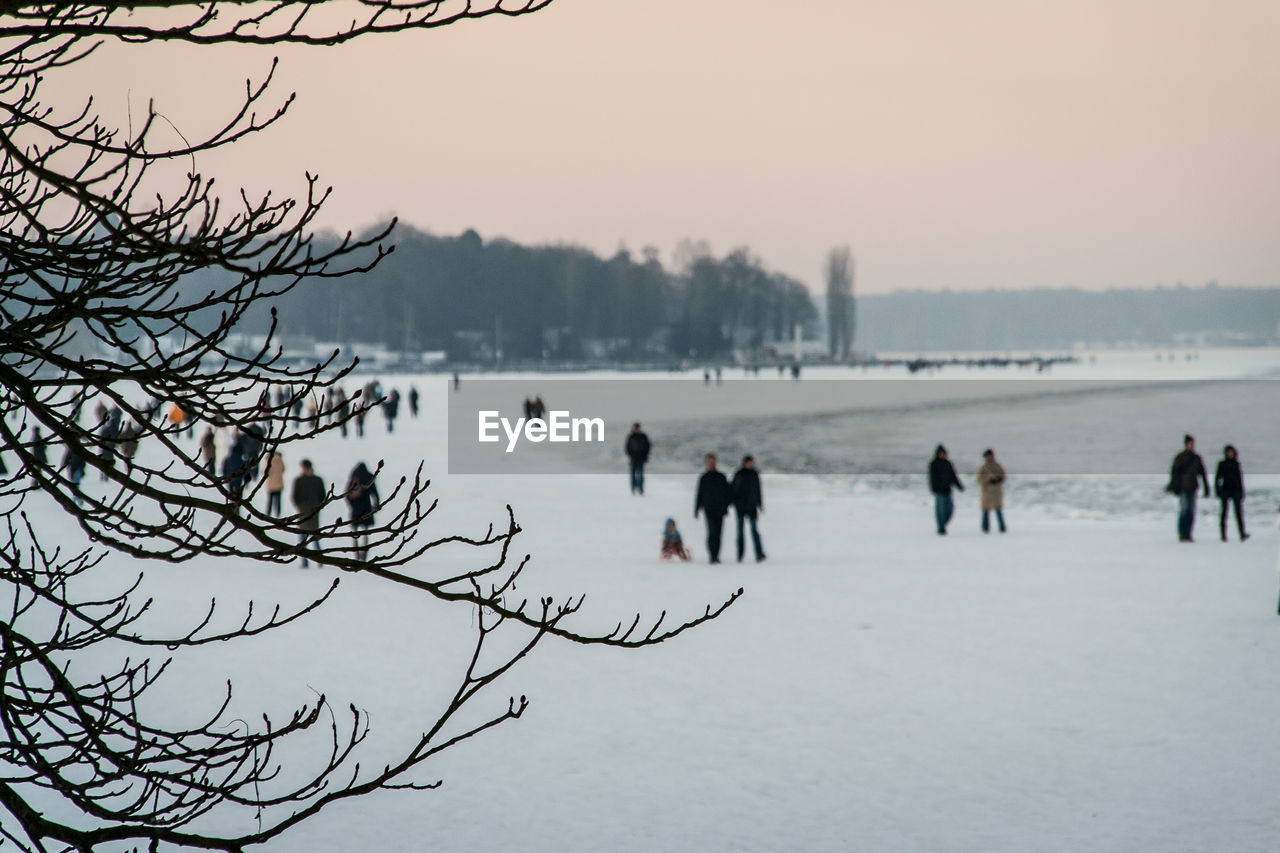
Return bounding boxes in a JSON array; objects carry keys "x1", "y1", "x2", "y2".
[{"x1": 48, "y1": 0, "x2": 1280, "y2": 294}]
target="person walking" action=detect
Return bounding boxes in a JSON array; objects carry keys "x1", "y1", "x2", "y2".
[
  {"x1": 694, "y1": 453, "x2": 731, "y2": 564},
  {"x1": 199, "y1": 427, "x2": 217, "y2": 475},
  {"x1": 239, "y1": 422, "x2": 265, "y2": 482},
  {"x1": 625, "y1": 422, "x2": 651, "y2": 495},
  {"x1": 30, "y1": 427, "x2": 48, "y2": 469},
  {"x1": 408, "y1": 385, "x2": 419, "y2": 418},
  {"x1": 1168, "y1": 434, "x2": 1209, "y2": 542},
  {"x1": 929, "y1": 444, "x2": 963, "y2": 535},
  {"x1": 346, "y1": 462, "x2": 380, "y2": 562},
  {"x1": 976, "y1": 448, "x2": 1007, "y2": 534},
  {"x1": 221, "y1": 435, "x2": 247, "y2": 507},
  {"x1": 1214, "y1": 445, "x2": 1249, "y2": 542},
  {"x1": 382, "y1": 388, "x2": 400, "y2": 433},
  {"x1": 291, "y1": 458, "x2": 326, "y2": 567},
  {"x1": 334, "y1": 386, "x2": 350, "y2": 437},
  {"x1": 118, "y1": 421, "x2": 140, "y2": 470},
  {"x1": 731, "y1": 455, "x2": 766, "y2": 562},
  {"x1": 264, "y1": 450, "x2": 285, "y2": 517},
  {"x1": 99, "y1": 407, "x2": 121, "y2": 480},
  {"x1": 59, "y1": 445, "x2": 87, "y2": 503}
]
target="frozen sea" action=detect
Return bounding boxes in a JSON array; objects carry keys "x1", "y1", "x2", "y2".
[{"x1": 16, "y1": 348, "x2": 1280, "y2": 852}]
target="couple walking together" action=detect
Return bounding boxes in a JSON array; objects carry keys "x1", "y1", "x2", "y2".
[{"x1": 695, "y1": 453, "x2": 765, "y2": 564}]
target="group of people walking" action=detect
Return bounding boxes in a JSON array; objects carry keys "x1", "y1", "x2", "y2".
[
  {"x1": 258, "y1": 380, "x2": 417, "y2": 440},
  {"x1": 1168, "y1": 435, "x2": 1249, "y2": 543},
  {"x1": 647, "y1": 433, "x2": 1253, "y2": 556},
  {"x1": 929, "y1": 436, "x2": 1253, "y2": 543},
  {"x1": 283, "y1": 456, "x2": 381, "y2": 566},
  {"x1": 24, "y1": 382, "x2": 397, "y2": 566},
  {"x1": 691, "y1": 454, "x2": 766, "y2": 564},
  {"x1": 625, "y1": 424, "x2": 766, "y2": 564},
  {"x1": 928, "y1": 445, "x2": 1007, "y2": 536}
]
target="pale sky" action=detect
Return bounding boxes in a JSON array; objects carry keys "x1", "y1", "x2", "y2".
[{"x1": 48, "y1": 0, "x2": 1280, "y2": 293}]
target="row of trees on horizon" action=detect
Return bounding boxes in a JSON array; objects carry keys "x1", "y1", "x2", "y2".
[
  {"x1": 202, "y1": 225, "x2": 1280, "y2": 361},
  {"x1": 221, "y1": 226, "x2": 820, "y2": 362}
]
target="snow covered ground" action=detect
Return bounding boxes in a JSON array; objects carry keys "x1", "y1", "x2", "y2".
[{"x1": 17, "y1": 348, "x2": 1280, "y2": 852}]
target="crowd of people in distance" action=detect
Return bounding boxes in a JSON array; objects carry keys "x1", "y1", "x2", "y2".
[
  {"x1": 4, "y1": 375, "x2": 1261, "y2": 573},
  {"x1": 260, "y1": 380, "x2": 419, "y2": 439},
  {"x1": 3, "y1": 377, "x2": 418, "y2": 567}
]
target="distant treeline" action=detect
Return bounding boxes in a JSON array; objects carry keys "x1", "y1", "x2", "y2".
[
  {"x1": 855, "y1": 286, "x2": 1280, "y2": 353},
  {"x1": 195, "y1": 225, "x2": 1279, "y2": 360},
  {"x1": 223, "y1": 226, "x2": 817, "y2": 362}
]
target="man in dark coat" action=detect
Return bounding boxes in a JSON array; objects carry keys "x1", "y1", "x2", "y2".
[
  {"x1": 1214, "y1": 444, "x2": 1249, "y2": 542},
  {"x1": 382, "y1": 389, "x2": 400, "y2": 433},
  {"x1": 30, "y1": 427, "x2": 48, "y2": 468},
  {"x1": 408, "y1": 385, "x2": 419, "y2": 418},
  {"x1": 694, "y1": 453, "x2": 731, "y2": 564},
  {"x1": 99, "y1": 408, "x2": 122, "y2": 481},
  {"x1": 60, "y1": 446, "x2": 87, "y2": 497},
  {"x1": 731, "y1": 455, "x2": 765, "y2": 563},
  {"x1": 291, "y1": 458, "x2": 326, "y2": 567},
  {"x1": 221, "y1": 437, "x2": 247, "y2": 508},
  {"x1": 625, "y1": 422, "x2": 651, "y2": 496},
  {"x1": 1168, "y1": 434, "x2": 1209, "y2": 542},
  {"x1": 239, "y1": 423, "x2": 266, "y2": 482},
  {"x1": 928, "y1": 444, "x2": 963, "y2": 535}
]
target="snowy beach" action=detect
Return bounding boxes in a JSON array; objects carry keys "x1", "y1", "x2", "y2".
[{"x1": 20, "y1": 349, "x2": 1280, "y2": 852}]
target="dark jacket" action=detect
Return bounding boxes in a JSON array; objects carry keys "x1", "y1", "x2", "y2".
[
  {"x1": 928, "y1": 457, "x2": 963, "y2": 495},
  {"x1": 240, "y1": 424, "x2": 265, "y2": 467},
  {"x1": 291, "y1": 472, "x2": 326, "y2": 531},
  {"x1": 625, "y1": 431, "x2": 651, "y2": 464},
  {"x1": 1214, "y1": 458, "x2": 1244, "y2": 499},
  {"x1": 695, "y1": 469, "x2": 731, "y2": 517},
  {"x1": 221, "y1": 444, "x2": 246, "y2": 492},
  {"x1": 731, "y1": 467, "x2": 763, "y2": 514},
  {"x1": 60, "y1": 447, "x2": 86, "y2": 479},
  {"x1": 1169, "y1": 449, "x2": 1208, "y2": 496},
  {"x1": 32, "y1": 433, "x2": 48, "y2": 467},
  {"x1": 347, "y1": 464, "x2": 380, "y2": 525}
]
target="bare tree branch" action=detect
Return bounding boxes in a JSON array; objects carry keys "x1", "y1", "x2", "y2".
[{"x1": 0, "y1": 2, "x2": 738, "y2": 849}]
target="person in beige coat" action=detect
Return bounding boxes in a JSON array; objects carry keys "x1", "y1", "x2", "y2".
[
  {"x1": 976, "y1": 448, "x2": 1007, "y2": 533},
  {"x1": 264, "y1": 450, "x2": 285, "y2": 517}
]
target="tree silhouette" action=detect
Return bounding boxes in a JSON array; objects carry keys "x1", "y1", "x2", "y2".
[
  {"x1": 0, "y1": 2, "x2": 739, "y2": 849},
  {"x1": 825, "y1": 245, "x2": 855, "y2": 361}
]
